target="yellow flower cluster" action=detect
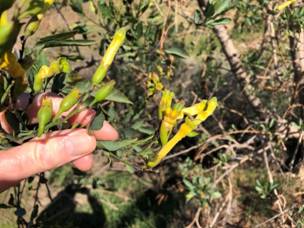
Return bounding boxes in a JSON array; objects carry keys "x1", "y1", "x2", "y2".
[
  {"x1": 147, "y1": 72, "x2": 164, "y2": 96},
  {"x1": 148, "y1": 90, "x2": 218, "y2": 168},
  {"x1": 275, "y1": 0, "x2": 297, "y2": 11},
  {"x1": 33, "y1": 57, "x2": 70, "y2": 92},
  {"x1": 0, "y1": 51, "x2": 27, "y2": 93}
]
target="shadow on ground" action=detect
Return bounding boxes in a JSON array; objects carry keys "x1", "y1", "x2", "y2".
[{"x1": 35, "y1": 181, "x2": 185, "y2": 228}]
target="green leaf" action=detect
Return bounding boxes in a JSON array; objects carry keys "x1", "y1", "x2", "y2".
[
  {"x1": 187, "y1": 131, "x2": 199, "y2": 137},
  {"x1": 97, "y1": 138, "x2": 137, "y2": 151},
  {"x1": 165, "y1": 47, "x2": 188, "y2": 58},
  {"x1": 39, "y1": 40, "x2": 95, "y2": 49},
  {"x1": 139, "y1": 0, "x2": 149, "y2": 13},
  {"x1": 194, "y1": 9, "x2": 202, "y2": 25},
  {"x1": 72, "y1": 80, "x2": 91, "y2": 93},
  {"x1": 98, "y1": 1, "x2": 114, "y2": 20},
  {"x1": 36, "y1": 27, "x2": 91, "y2": 49},
  {"x1": 206, "y1": 18, "x2": 231, "y2": 27},
  {"x1": 183, "y1": 179, "x2": 196, "y2": 191},
  {"x1": 213, "y1": 0, "x2": 232, "y2": 17},
  {"x1": 89, "y1": 112, "x2": 105, "y2": 131},
  {"x1": 106, "y1": 89, "x2": 133, "y2": 104},
  {"x1": 131, "y1": 120, "x2": 154, "y2": 135},
  {"x1": 126, "y1": 164, "x2": 135, "y2": 174},
  {"x1": 38, "y1": 31, "x2": 79, "y2": 44},
  {"x1": 211, "y1": 191, "x2": 221, "y2": 199},
  {"x1": 70, "y1": 0, "x2": 84, "y2": 14},
  {"x1": 205, "y1": 3, "x2": 215, "y2": 18}
]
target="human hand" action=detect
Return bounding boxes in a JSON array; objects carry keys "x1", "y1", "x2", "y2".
[{"x1": 0, "y1": 93, "x2": 119, "y2": 192}]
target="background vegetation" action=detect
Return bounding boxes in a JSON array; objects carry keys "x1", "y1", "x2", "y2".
[{"x1": 1, "y1": 0, "x2": 304, "y2": 227}]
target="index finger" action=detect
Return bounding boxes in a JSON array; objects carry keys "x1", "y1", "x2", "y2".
[{"x1": 26, "y1": 93, "x2": 119, "y2": 141}]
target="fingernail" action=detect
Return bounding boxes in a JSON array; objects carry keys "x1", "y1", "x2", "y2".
[{"x1": 65, "y1": 133, "x2": 96, "y2": 157}]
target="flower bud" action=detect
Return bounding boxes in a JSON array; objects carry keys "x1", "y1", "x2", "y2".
[
  {"x1": 91, "y1": 27, "x2": 127, "y2": 85},
  {"x1": 24, "y1": 17, "x2": 41, "y2": 37},
  {"x1": 33, "y1": 65, "x2": 49, "y2": 92},
  {"x1": 92, "y1": 80, "x2": 115, "y2": 105},
  {"x1": 55, "y1": 88, "x2": 81, "y2": 118},
  {"x1": 37, "y1": 98, "x2": 53, "y2": 136}
]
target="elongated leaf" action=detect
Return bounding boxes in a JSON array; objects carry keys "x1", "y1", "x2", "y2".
[
  {"x1": 131, "y1": 120, "x2": 154, "y2": 135},
  {"x1": 206, "y1": 18, "x2": 231, "y2": 27},
  {"x1": 165, "y1": 47, "x2": 188, "y2": 58},
  {"x1": 213, "y1": 0, "x2": 232, "y2": 17},
  {"x1": 39, "y1": 40, "x2": 95, "y2": 49},
  {"x1": 106, "y1": 89, "x2": 133, "y2": 104},
  {"x1": 97, "y1": 138, "x2": 137, "y2": 151},
  {"x1": 89, "y1": 112, "x2": 105, "y2": 131},
  {"x1": 37, "y1": 31, "x2": 80, "y2": 44},
  {"x1": 70, "y1": 0, "x2": 84, "y2": 14},
  {"x1": 205, "y1": 3, "x2": 215, "y2": 18}
]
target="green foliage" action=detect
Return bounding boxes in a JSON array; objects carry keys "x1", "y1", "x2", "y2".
[
  {"x1": 234, "y1": 0, "x2": 265, "y2": 32},
  {"x1": 255, "y1": 179, "x2": 279, "y2": 199},
  {"x1": 202, "y1": 0, "x2": 233, "y2": 27},
  {"x1": 179, "y1": 158, "x2": 221, "y2": 206},
  {"x1": 1, "y1": 0, "x2": 304, "y2": 227}
]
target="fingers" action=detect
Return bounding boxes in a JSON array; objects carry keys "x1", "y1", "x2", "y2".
[
  {"x1": 0, "y1": 129, "x2": 96, "y2": 190},
  {"x1": 0, "y1": 110, "x2": 13, "y2": 134},
  {"x1": 0, "y1": 92, "x2": 119, "y2": 178},
  {"x1": 93, "y1": 121, "x2": 119, "y2": 140},
  {"x1": 26, "y1": 93, "x2": 119, "y2": 140},
  {"x1": 72, "y1": 154, "x2": 94, "y2": 171},
  {"x1": 26, "y1": 92, "x2": 91, "y2": 124},
  {"x1": 71, "y1": 121, "x2": 118, "y2": 170}
]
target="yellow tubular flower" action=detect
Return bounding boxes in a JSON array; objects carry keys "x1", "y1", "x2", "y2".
[
  {"x1": 0, "y1": 52, "x2": 27, "y2": 93},
  {"x1": 196, "y1": 97, "x2": 217, "y2": 122},
  {"x1": 276, "y1": 0, "x2": 297, "y2": 11},
  {"x1": 44, "y1": 0, "x2": 55, "y2": 6},
  {"x1": 91, "y1": 27, "x2": 127, "y2": 85},
  {"x1": 0, "y1": 11, "x2": 13, "y2": 47},
  {"x1": 148, "y1": 119, "x2": 195, "y2": 168},
  {"x1": 147, "y1": 72, "x2": 163, "y2": 96},
  {"x1": 158, "y1": 90, "x2": 174, "y2": 119},
  {"x1": 19, "y1": 0, "x2": 55, "y2": 19},
  {"x1": 178, "y1": 99, "x2": 208, "y2": 119},
  {"x1": 0, "y1": 10, "x2": 9, "y2": 25},
  {"x1": 102, "y1": 27, "x2": 127, "y2": 67},
  {"x1": 148, "y1": 97, "x2": 218, "y2": 168},
  {"x1": 160, "y1": 103, "x2": 184, "y2": 146},
  {"x1": 33, "y1": 58, "x2": 70, "y2": 92},
  {"x1": 0, "y1": 11, "x2": 21, "y2": 56}
]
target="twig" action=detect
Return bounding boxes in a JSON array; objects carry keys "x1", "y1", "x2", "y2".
[
  {"x1": 186, "y1": 207, "x2": 202, "y2": 228},
  {"x1": 255, "y1": 209, "x2": 289, "y2": 227},
  {"x1": 214, "y1": 144, "x2": 271, "y2": 185}
]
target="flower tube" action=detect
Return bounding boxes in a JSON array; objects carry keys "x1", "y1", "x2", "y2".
[
  {"x1": 91, "y1": 27, "x2": 127, "y2": 85},
  {"x1": 275, "y1": 0, "x2": 297, "y2": 11},
  {"x1": 148, "y1": 97, "x2": 218, "y2": 168}
]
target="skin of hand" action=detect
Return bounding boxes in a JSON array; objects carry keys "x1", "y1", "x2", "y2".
[{"x1": 0, "y1": 93, "x2": 119, "y2": 192}]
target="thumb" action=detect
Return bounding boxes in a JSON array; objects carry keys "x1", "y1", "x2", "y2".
[{"x1": 0, "y1": 129, "x2": 96, "y2": 191}]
